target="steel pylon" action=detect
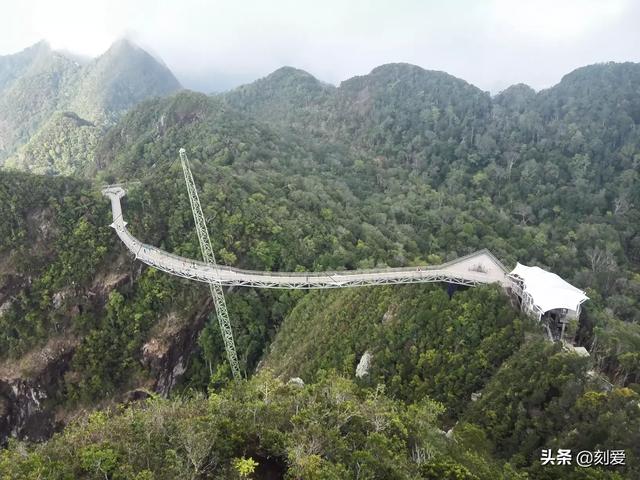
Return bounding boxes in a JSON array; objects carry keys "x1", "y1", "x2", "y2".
[{"x1": 178, "y1": 148, "x2": 241, "y2": 380}]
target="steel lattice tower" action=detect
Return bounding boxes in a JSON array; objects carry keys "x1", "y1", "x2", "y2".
[{"x1": 179, "y1": 148, "x2": 241, "y2": 380}]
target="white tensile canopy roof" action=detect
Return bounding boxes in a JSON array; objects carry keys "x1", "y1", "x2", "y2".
[{"x1": 509, "y1": 263, "x2": 589, "y2": 313}]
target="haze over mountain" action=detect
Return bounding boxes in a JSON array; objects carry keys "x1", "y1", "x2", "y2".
[
  {"x1": 0, "y1": 39, "x2": 180, "y2": 173},
  {"x1": 3, "y1": 0, "x2": 640, "y2": 95}
]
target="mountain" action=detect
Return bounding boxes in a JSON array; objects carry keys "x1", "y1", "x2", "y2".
[
  {"x1": 493, "y1": 83, "x2": 536, "y2": 112},
  {"x1": 265, "y1": 286, "x2": 640, "y2": 478},
  {"x1": 5, "y1": 111, "x2": 100, "y2": 175},
  {"x1": 68, "y1": 39, "x2": 181, "y2": 124},
  {"x1": 0, "y1": 39, "x2": 181, "y2": 173},
  {"x1": 1, "y1": 60, "x2": 639, "y2": 478},
  {"x1": 536, "y1": 62, "x2": 640, "y2": 125},
  {"x1": 222, "y1": 66, "x2": 334, "y2": 132},
  {"x1": 223, "y1": 63, "x2": 493, "y2": 172},
  {"x1": 264, "y1": 284, "x2": 524, "y2": 419},
  {"x1": 0, "y1": 42, "x2": 80, "y2": 162},
  {"x1": 324, "y1": 63, "x2": 492, "y2": 152},
  {"x1": 0, "y1": 40, "x2": 52, "y2": 91}
]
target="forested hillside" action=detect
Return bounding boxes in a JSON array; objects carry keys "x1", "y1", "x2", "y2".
[
  {"x1": 0, "y1": 60, "x2": 639, "y2": 478},
  {"x1": 0, "y1": 39, "x2": 180, "y2": 173},
  {"x1": 223, "y1": 62, "x2": 640, "y2": 323},
  {"x1": 263, "y1": 286, "x2": 639, "y2": 478},
  {"x1": 265, "y1": 285, "x2": 526, "y2": 418}
]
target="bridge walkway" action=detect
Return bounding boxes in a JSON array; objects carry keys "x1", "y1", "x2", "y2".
[{"x1": 102, "y1": 186, "x2": 509, "y2": 290}]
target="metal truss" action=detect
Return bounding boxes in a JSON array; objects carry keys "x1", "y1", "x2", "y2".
[{"x1": 178, "y1": 149, "x2": 241, "y2": 380}]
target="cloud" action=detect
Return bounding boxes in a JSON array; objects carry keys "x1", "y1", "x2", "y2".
[
  {"x1": 489, "y1": 0, "x2": 630, "y2": 40},
  {"x1": 1, "y1": 0, "x2": 638, "y2": 93}
]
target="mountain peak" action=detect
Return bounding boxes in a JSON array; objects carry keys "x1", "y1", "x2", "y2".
[
  {"x1": 557, "y1": 61, "x2": 640, "y2": 86},
  {"x1": 28, "y1": 40, "x2": 51, "y2": 53},
  {"x1": 66, "y1": 37, "x2": 180, "y2": 123},
  {"x1": 103, "y1": 37, "x2": 143, "y2": 57},
  {"x1": 256, "y1": 66, "x2": 333, "y2": 90},
  {"x1": 365, "y1": 63, "x2": 469, "y2": 85},
  {"x1": 229, "y1": 65, "x2": 332, "y2": 97},
  {"x1": 369, "y1": 62, "x2": 425, "y2": 75},
  {"x1": 339, "y1": 62, "x2": 480, "y2": 96},
  {"x1": 267, "y1": 66, "x2": 317, "y2": 79},
  {"x1": 493, "y1": 83, "x2": 536, "y2": 112},
  {"x1": 495, "y1": 83, "x2": 536, "y2": 100},
  {"x1": 0, "y1": 40, "x2": 51, "y2": 62}
]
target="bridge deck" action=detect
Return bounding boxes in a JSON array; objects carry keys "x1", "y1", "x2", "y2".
[{"x1": 102, "y1": 186, "x2": 509, "y2": 289}]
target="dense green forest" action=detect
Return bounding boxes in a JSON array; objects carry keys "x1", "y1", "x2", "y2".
[
  {"x1": 0, "y1": 58, "x2": 639, "y2": 478},
  {"x1": 0, "y1": 371, "x2": 529, "y2": 479},
  {"x1": 265, "y1": 285, "x2": 526, "y2": 419},
  {"x1": 0, "y1": 39, "x2": 180, "y2": 172}
]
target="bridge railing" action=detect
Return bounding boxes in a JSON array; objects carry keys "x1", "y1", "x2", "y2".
[
  {"x1": 104, "y1": 188, "x2": 507, "y2": 288},
  {"x1": 120, "y1": 226, "x2": 440, "y2": 275},
  {"x1": 127, "y1": 232, "x2": 489, "y2": 279},
  {"x1": 114, "y1": 226, "x2": 501, "y2": 286}
]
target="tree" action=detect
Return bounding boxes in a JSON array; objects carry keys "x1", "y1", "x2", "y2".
[{"x1": 233, "y1": 457, "x2": 258, "y2": 479}]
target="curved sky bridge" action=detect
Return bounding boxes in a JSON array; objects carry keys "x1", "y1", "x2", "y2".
[{"x1": 102, "y1": 185, "x2": 510, "y2": 290}]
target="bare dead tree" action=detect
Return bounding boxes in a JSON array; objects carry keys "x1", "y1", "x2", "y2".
[
  {"x1": 613, "y1": 195, "x2": 631, "y2": 216},
  {"x1": 585, "y1": 247, "x2": 617, "y2": 273},
  {"x1": 514, "y1": 203, "x2": 533, "y2": 225}
]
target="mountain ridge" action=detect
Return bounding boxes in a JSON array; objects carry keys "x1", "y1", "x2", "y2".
[{"x1": 0, "y1": 39, "x2": 181, "y2": 172}]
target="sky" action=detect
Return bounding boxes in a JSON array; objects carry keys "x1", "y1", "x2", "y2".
[{"x1": 1, "y1": 0, "x2": 639, "y2": 93}]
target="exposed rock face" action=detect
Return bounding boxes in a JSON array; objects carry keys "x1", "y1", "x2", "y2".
[
  {"x1": 0, "y1": 338, "x2": 77, "y2": 445},
  {"x1": 0, "y1": 299, "x2": 12, "y2": 316},
  {"x1": 0, "y1": 256, "x2": 130, "y2": 446},
  {"x1": 0, "y1": 292, "x2": 211, "y2": 444},
  {"x1": 382, "y1": 304, "x2": 398, "y2": 324},
  {"x1": 1, "y1": 381, "x2": 49, "y2": 442},
  {"x1": 288, "y1": 377, "x2": 305, "y2": 388},
  {"x1": 355, "y1": 351, "x2": 372, "y2": 378},
  {"x1": 0, "y1": 248, "x2": 215, "y2": 446},
  {"x1": 90, "y1": 269, "x2": 130, "y2": 298},
  {"x1": 0, "y1": 250, "x2": 210, "y2": 443},
  {"x1": 52, "y1": 288, "x2": 73, "y2": 309},
  {"x1": 142, "y1": 297, "x2": 212, "y2": 396}
]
